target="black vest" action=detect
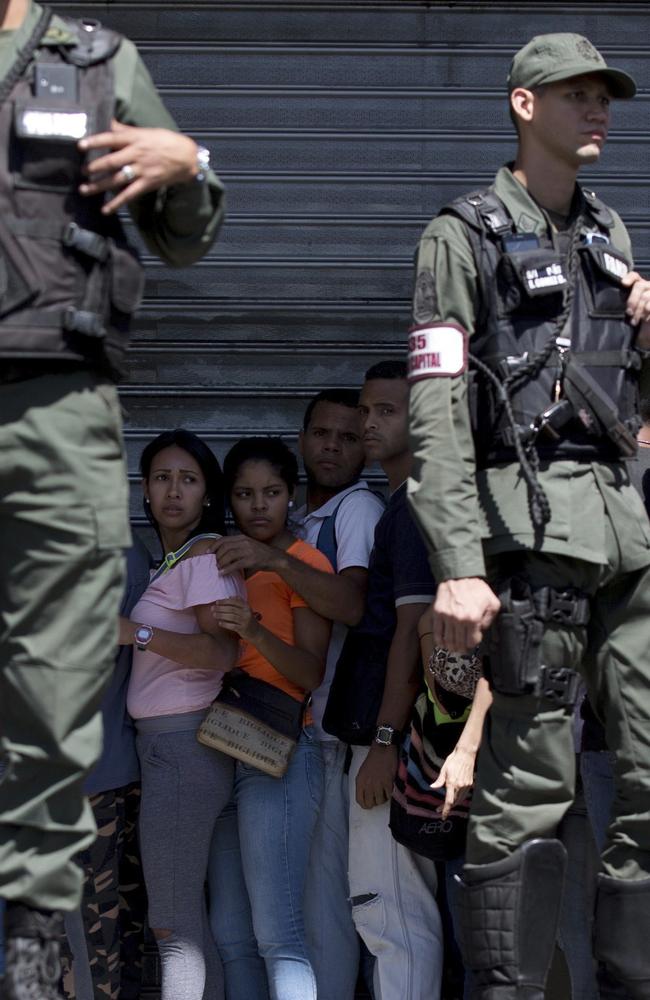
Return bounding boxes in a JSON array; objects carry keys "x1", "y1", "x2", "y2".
[
  {"x1": 442, "y1": 187, "x2": 641, "y2": 465},
  {"x1": 0, "y1": 16, "x2": 144, "y2": 380}
]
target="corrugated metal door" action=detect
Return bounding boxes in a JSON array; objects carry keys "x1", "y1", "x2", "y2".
[{"x1": 52, "y1": 0, "x2": 650, "y2": 534}]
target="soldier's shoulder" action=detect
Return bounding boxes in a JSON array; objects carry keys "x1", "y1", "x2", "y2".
[
  {"x1": 419, "y1": 210, "x2": 473, "y2": 245},
  {"x1": 42, "y1": 13, "x2": 123, "y2": 66}
]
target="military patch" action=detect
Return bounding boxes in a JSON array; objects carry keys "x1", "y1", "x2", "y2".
[
  {"x1": 516, "y1": 212, "x2": 538, "y2": 233},
  {"x1": 413, "y1": 269, "x2": 437, "y2": 324},
  {"x1": 407, "y1": 322, "x2": 468, "y2": 381},
  {"x1": 576, "y1": 38, "x2": 601, "y2": 63}
]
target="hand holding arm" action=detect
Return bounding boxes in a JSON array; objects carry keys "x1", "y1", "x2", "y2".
[
  {"x1": 122, "y1": 603, "x2": 238, "y2": 671},
  {"x1": 212, "y1": 600, "x2": 330, "y2": 692},
  {"x1": 211, "y1": 535, "x2": 366, "y2": 626}
]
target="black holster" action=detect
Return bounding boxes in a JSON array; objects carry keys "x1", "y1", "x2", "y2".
[{"x1": 486, "y1": 578, "x2": 589, "y2": 707}]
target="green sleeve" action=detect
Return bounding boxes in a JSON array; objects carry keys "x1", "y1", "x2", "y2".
[
  {"x1": 112, "y1": 37, "x2": 224, "y2": 267},
  {"x1": 407, "y1": 215, "x2": 487, "y2": 581}
]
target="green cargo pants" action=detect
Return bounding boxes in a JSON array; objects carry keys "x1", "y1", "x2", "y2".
[
  {"x1": 0, "y1": 371, "x2": 130, "y2": 911},
  {"x1": 467, "y1": 536, "x2": 650, "y2": 882}
]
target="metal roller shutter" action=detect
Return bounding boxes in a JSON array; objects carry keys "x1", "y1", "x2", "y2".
[{"x1": 52, "y1": 1, "x2": 649, "y2": 535}]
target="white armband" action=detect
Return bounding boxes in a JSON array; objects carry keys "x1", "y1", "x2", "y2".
[{"x1": 407, "y1": 322, "x2": 468, "y2": 381}]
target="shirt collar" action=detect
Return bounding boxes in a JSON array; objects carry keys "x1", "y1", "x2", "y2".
[
  {"x1": 295, "y1": 480, "x2": 372, "y2": 524},
  {"x1": 493, "y1": 163, "x2": 585, "y2": 237}
]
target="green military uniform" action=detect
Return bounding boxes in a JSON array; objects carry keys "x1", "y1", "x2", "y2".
[
  {"x1": 408, "y1": 38, "x2": 650, "y2": 998},
  {"x1": 409, "y1": 162, "x2": 650, "y2": 873},
  {"x1": 0, "y1": 2, "x2": 224, "y2": 918}
]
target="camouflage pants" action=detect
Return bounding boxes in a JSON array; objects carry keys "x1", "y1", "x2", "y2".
[{"x1": 61, "y1": 783, "x2": 146, "y2": 1000}]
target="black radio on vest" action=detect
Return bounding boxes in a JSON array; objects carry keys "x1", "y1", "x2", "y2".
[{"x1": 0, "y1": 8, "x2": 143, "y2": 380}]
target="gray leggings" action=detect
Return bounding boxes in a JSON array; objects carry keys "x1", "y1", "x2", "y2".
[{"x1": 137, "y1": 716, "x2": 233, "y2": 1000}]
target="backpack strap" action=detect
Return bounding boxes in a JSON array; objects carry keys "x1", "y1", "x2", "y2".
[
  {"x1": 0, "y1": 6, "x2": 52, "y2": 110},
  {"x1": 315, "y1": 487, "x2": 384, "y2": 569},
  {"x1": 151, "y1": 532, "x2": 221, "y2": 583},
  {"x1": 581, "y1": 188, "x2": 615, "y2": 232},
  {"x1": 441, "y1": 186, "x2": 515, "y2": 238}
]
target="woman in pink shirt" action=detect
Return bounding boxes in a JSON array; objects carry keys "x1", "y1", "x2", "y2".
[{"x1": 121, "y1": 429, "x2": 243, "y2": 1000}]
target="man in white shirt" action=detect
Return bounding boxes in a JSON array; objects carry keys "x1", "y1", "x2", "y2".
[{"x1": 295, "y1": 390, "x2": 385, "y2": 1000}]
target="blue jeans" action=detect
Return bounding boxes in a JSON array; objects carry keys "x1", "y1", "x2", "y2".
[
  {"x1": 208, "y1": 727, "x2": 324, "y2": 1000},
  {"x1": 304, "y1": 740, "x2": 359, "y2": 1000},
  {"x1": 557, "y1": 765, "x2": 600, "y2": 1000},
  {"x1": 581, "y1": 750, "x2": 616, "y2": 853}
]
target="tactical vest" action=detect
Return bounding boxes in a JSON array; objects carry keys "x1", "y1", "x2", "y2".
[
  {"x1": 0, "y1": 15, "x2": 144, "y2": 380},
  {"x1": 442, "y1": 187, "x2": 641, "y2": 465}
]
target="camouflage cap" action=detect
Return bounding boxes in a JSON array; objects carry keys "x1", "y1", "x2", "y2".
[{"x1": 508, "y1": 33, "x2": 636, "y2": 99}]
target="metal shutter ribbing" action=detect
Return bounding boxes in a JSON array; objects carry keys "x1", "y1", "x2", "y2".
[{"x1": 52, "y1": 1, "x2": 650, "y2": 532}]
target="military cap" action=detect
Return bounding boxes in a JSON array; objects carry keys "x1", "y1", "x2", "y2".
[{"x1": 508, "y1": 33, "x2": 636, "y2": 99}]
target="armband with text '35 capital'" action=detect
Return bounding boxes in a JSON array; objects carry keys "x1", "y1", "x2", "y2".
[{"x1": 407, "y1": 322, "x2": 468, "y2": 382}]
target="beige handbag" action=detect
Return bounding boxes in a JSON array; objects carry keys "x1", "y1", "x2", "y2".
[{"x1": 197, "y1": 669, "x2": 307, "y2": 778}]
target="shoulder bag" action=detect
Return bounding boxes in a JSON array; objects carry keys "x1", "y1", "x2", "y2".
[{"x1": 197, "y1": 669, "x2": 308, "y2": 778}]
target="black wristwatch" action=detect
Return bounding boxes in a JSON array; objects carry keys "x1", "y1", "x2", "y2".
[{"x1": 374, "y1": 724, "x2": 400, "y2": 747}]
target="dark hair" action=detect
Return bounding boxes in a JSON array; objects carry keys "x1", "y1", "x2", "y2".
[
  {"x1": 223, "y1": 437, "x2": 299, "y2": 497},
  {"x1": 640, "y1": 396, "x2": 650, "y2": 425},
  {"x1": 140, "y1": 429, "x2": 226, "y2": 546},
  {"x1": 303, "y1": 388, "x2": 360, "y2": 431},
  {"x1": 364, "y1": 359, "x2": 408, "y2": 382}
]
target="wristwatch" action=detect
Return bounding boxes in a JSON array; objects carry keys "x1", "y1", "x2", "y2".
[
  {"x1": 195, "y1": 145, "x2": 210, "y2": 182},
  {"x1": 374, "y1": 724, "x2": 400, "y2": 747},
  {"x1": 134, "y1": 624, "x2": 154, "y2": 651}
]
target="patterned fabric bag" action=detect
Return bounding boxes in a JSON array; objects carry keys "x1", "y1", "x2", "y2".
[
  {"x1": 197, "y1": 669, "x2": 307, "y2": 778},
  {"x1": 426, "y1": 646, "x2": 482, "y2": 700},
  {"x1": 389, "y1": 690, "x2": 471, "y2": 861}
]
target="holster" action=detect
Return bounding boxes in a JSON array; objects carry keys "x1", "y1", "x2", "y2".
[{"x1": 486, "y1": 578, "x2": 589, "y2": 706}]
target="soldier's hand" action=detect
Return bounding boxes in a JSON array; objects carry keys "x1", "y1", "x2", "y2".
[
  {"x1": 432, "y1": 578, "x2": 500, "y2": 652},
  {"x1": 78, "y1": 120, "x2": 201, "y2": 215},
  {"x1": 622, "y1": 271, "x2": 650, "y2": 335}
]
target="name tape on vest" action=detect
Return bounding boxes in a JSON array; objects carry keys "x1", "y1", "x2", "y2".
[
  {"x1": 603, "y1": 252, "x2": 628, "y2": 280},
  {"x1": 524, "y1": 262, "x2": 567, "y2": 292},
  {"x1": 407, "y1": 322, "x2": 468, "y2": 381},
  {"x1": 17, "y1": 108, "x2": 89, "y2": 141}
]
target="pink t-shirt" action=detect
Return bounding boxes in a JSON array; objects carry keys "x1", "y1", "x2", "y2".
[{"x1": 127, "y1": 553, "x2": 245, "y2": 720}]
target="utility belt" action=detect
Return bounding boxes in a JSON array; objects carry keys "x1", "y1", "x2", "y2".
[{"x1": 485, "y1": 578, "x2": 590, "y2": 707}]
